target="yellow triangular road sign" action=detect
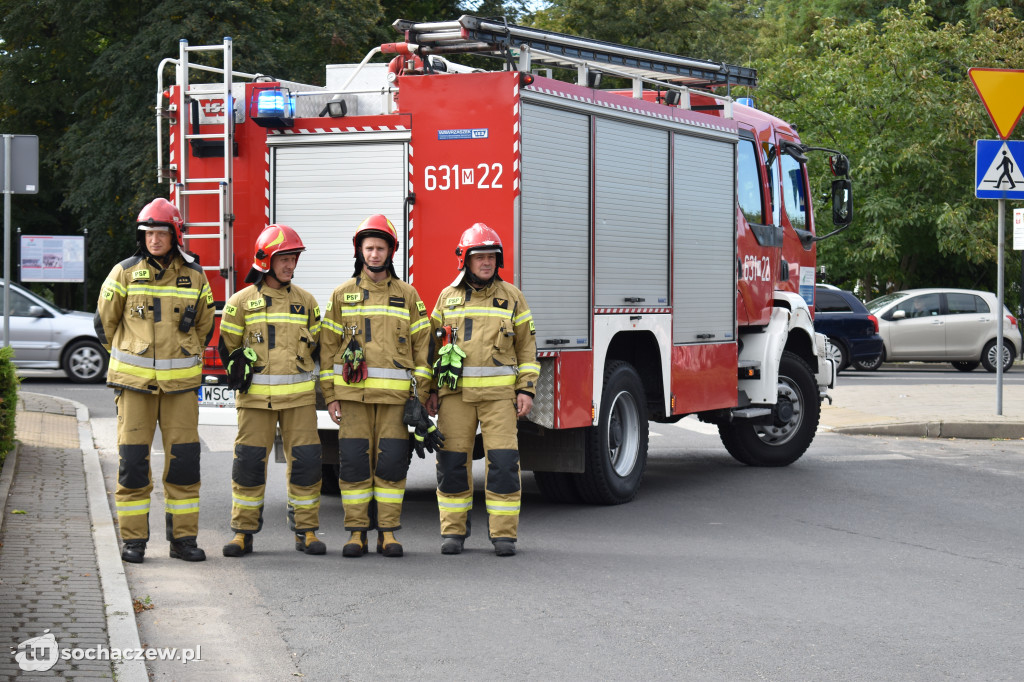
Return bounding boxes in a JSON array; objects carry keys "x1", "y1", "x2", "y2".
[{"x1": 969, "y1": 68, "x2": 1024, "y2": 139}]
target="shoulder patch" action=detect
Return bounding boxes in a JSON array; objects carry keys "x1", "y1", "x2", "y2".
[
  {"x1": 102, "y1": 288, "x2": 114, "y2": 301},
  {"x1": 206, "y1": 293, "x2": 214, "y2": 305},
  {"x1": 445, "y1": 296, "x2": 464, "y2": 307},
  {"x1": 529, "y1": 320, "x2": 536, "y2": 334},
  {"x1": 131, "y1": 268, "x2": 150, "y2": 282},
  {"x1": 493, "y1": 297, "x2": 508, "y2": 309},
  {"x1": 246, "y1": 298, "x2": 266, "y2": 310},
  {"x1": 416, "y1": 300, "x2": 427, "y2": 316},
  {"x1": 224, "y1": 304, "x2": 238, "y2": 316},
  {"x1": 313, "y1": 305, "x2": 320, "y2": 319},
  {"x1": 343, "y1": 292, "x2": 362, "y2": 304}
]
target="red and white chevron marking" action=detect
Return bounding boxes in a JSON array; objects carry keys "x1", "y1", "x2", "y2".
[
  {"x1": 268, "y1": 125, "x2": 410, "y2": 135},
  {"x1": 594, "y1": 308, "x2": 670, "y2": 314},
  {"x1": 408, "y1": 143, "x2": 414, "y2": 284},
  {"x1": 512, "y1": 79, "x2": 521, "y2": 195},
  {"x1": 263, "y1": 150, "x2": 271, "y2": 222}
]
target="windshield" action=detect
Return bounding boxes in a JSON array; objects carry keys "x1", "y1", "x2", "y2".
[{"x1": 865, "y1": 292, "x2": 907, "y2": 312}]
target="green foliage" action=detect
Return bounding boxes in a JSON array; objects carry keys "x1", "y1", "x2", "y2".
[
  {"x1": 0, "y1": 346, "x2": 20, "y2": 469},
  {"x1": 756, "y1": 3, "x2": 1024, "y2": 301}
]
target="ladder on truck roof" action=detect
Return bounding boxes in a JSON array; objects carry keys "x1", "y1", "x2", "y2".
[
  {"x1": 393, "y1": 15, "x2": 757, "y2": 92},
  {"x1": 156, "y1": 37, "x2": 250, "y2": 297}
]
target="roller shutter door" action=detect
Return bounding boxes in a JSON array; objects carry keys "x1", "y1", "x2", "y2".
[
  {"x1": 520, "y1": 104, "x2": 591, "y2": 349},
  {"x1": 672, "y1": 133, "x2": 735, "y2": 343},
  {"x1": 272, "y1": 142, "x2": 407, "y2": 309},
  {"x1": 594, "y1": 119, "x2": 669, "y2": 308}
]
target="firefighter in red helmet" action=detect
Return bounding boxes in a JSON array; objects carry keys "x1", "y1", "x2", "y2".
[
  {"x1": 319, "y1": 214, "x2": 432, "y2": 557},
  {"x1": 94, "y1": 197, "x2": 214, "y2": 563},
  {"x1": 219, "y1": 225, "x2": 326, "y2": 557},
  {"x1": 427, "y1": 223, "x2": 539, "y2": 556}
]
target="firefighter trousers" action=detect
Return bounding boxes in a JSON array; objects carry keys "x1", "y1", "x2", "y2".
[
  {"x1": 230, "y1": 405, "x2": 322, "y2": 534},
  {"x1": 435, "y1": 393, "x2": 521, "y2": 540},
  {"x1": 114, "y1": 388, "x2": 201, "y2": 542},
  {"x1": 338, "y1": 401, "x2": 410, "y2": 532}
]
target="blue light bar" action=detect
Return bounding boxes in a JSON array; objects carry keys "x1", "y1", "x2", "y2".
[
  {"x1": 256, "y1": 89, "x2": 294, "y2": 119},
  {"x1": 736, "y1": 97, "x2": 755, "y2": 108}
]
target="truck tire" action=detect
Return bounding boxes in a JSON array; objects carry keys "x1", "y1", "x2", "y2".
[
  {"x1": 533, "y1": 471, "x2": 582, "y2": 504},
  {"x1": 718, "y1": 351, "x2": 820, "y2": 467},
  {"x1": 576, "y1": 361, "x2": 648, "y2": 505}
]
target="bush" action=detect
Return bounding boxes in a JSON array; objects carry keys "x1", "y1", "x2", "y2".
[{"x1": 0, "y1": 345, "x2": 20, "y2": 470}]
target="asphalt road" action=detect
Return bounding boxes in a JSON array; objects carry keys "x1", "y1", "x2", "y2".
[{"x1": 21, "y1": 372, "x2": 1024, "y2": 680}]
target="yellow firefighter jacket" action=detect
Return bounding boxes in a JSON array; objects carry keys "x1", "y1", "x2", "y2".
[
  {"x1": 218, "y1": 282, "x2": 321, "y2": 410},
  {"x1": 319, "y1": 273, "x2": 432, "y2": 405},
  {"x1": 95, "y1": 253, "x2": 214, "y2": 394},
  {"x1": 430, "y1": 277, "x2": 540, "y2": 402}
]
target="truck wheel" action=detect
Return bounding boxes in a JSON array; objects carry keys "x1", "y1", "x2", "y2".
[
  {"x1": 718, "y1": 351, "x2": 820, "y2": 467},
  {"x1": 577, "y1": 361, "x2": 648, "y2": 505},
  {"x1": 533, "y1": 471, "x2": 582, "y2": 504}
]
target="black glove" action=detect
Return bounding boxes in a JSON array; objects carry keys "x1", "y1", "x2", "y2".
[
  {"x1": 227, "y1": 347, "x2": 258, "y2": 392},
  {"x1": 412, "y1": 421, "x2": 445, "y2": 458}
]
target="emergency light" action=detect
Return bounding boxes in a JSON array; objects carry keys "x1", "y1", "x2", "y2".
[
  {"x1": 736, "y1": 97, "x2": 755, "y2": 108},
  {"x1": 250, "y1": 87, "x2": 295, "y2": 128}
]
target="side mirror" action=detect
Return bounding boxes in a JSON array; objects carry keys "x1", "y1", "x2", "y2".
[
  {"x1": 831, "y1": 178, "x2": 852, "y2": 227},
  {"x1": 892, "y1": 310, "x2": 906, "y2": 320},
  {"x1": 27, "y1": 305, "x2": 45, "y2": 318}
]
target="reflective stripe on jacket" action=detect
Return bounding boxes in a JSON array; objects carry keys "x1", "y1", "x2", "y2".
[
  {"x1": 430, "y1": 278, "x2": 538, "y2": 402},
  {"x1": 218, "y1": 282, "x2": 321, "y2": 410},
  {"x1": 319, "y1": 274, "x2": 431, "y2": 405},
  {"x1": 95, "y1": 253, "x2": 214, "y2": 394}
]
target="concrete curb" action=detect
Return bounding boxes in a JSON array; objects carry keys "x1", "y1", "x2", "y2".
[
  {"x1": 65, "y1": 397, "x2": 149, "y2": 682},
  {"x1": 0, "y1": 441, "x2": 20, "y2": 534},
  {"x1": 828, "y1": 421, "x2": 1024, "y2": 439}
]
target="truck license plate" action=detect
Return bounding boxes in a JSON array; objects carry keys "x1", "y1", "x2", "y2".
[{"x1": 198, "y1": 385, "x2": 235, "y2": 407}]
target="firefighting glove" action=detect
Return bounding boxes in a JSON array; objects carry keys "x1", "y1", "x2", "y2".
[
  {"x1": 227, "y1": 347, "x2": 258, "y2": 392},
  {"x1": 412, "y1": 421, "x2": 445, "y2": 458},
  {"x1": 433, "y1": 343, "x2": 466, "y2": 390}
]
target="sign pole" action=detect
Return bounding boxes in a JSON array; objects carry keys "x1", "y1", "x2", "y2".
[
  {"x1": 997, "y1": 198, "x2": 1005, "y2": 415},
  {"x1": 3, "y1": 134, "x2": 11, "y2": 348}
]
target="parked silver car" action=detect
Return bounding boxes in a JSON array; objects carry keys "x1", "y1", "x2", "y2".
[
  {"x1": 865, "y1": 288, "x2": 1021, "y2": 372},
  {"x1": 0, "y1": 279, "x2": 108, "y2": 382}
]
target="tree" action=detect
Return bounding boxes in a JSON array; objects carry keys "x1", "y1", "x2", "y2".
[{"x1": 755, "y1": 3, "x2": 1024, "y2": 300}]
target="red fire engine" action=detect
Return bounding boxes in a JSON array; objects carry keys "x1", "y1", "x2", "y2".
[{"x1": 156, "y1": 16, "x2": 852, "y2": 504}]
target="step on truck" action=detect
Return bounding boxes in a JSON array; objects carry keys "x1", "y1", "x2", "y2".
[{"x1": 156, "y1": 15, "x2": 853, "y2": 503}]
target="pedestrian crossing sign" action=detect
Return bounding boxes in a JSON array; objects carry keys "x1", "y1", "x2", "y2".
[{"x1": 976, "y1": 140, "x2": 1024, "y2": 200}]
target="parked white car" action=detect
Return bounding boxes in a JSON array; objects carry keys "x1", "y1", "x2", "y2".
[
  {"x1": 0, "y1": 279, "x2": 108, "y2": 382},
  {"x1": 865, "y1": 288, "x2": 1021, "y2": 372}
]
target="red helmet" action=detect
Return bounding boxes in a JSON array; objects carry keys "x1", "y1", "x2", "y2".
[
  {"x1": 252, "y1": 224, "x2": 305, "y2": 273},
  {"x1": 136, "y1": 198, "x2": 185, "y2": 243},
  {"x1": 352, "y1": 214, "x2": 399, "y2": 257},
  {"x1": 456, "y1": 223, "x2": 503, "y2": 270}
]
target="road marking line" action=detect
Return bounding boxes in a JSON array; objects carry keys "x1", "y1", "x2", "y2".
[{"x1": 821, "y1": 454, "x2": 912, "y2": 461}]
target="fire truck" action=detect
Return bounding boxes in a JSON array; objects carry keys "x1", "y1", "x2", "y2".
[{"x1": 156, "y1": 16, "x2": 852, "y2": 504}]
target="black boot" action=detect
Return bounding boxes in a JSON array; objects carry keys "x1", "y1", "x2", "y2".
[
  {"x1": 377, "y1": 531, "x2": 403, "y2": 558},
  {"x1": 121, "y1": 540, "x2": 146, "y2": 564},
  {"x1": 441, "y1": 537, "x2": 464, "y2": 555},
  {"x1": 493, "y1": 539, "x2": 516, "y2": 557},
  {"x1": 222, "y1": 533, "x2": 253, "y2": 558},
  {"x1": 295, "y1": 531, "x2": 326, "y2": 555},
  {"x1": 342, "y1": 531, "x2": 368, "y2": 558},
  {"x1": 169, "y1": 538, "x2": 207, "y2": 562}
]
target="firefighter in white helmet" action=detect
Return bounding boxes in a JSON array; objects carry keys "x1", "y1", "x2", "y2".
[
  {"x1": 319, "y1": 214, "x2": 433, "y2": 558},
  {"x1": 94, "y1": 197, "x2": 215, "y2": 564},
  {"x1": 426, "y1": 223, "x2": 539, "y2": 557},
  {"x1": 219, "y1": 224, "x2": 326, "y2": 557}
]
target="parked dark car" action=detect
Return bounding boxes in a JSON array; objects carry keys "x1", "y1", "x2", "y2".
[{"x1": 813, "y1": 286, "x2": 884, "y2": 372}]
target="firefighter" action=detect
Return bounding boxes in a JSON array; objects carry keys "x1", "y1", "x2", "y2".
[
  {"x1": 219, "y1": 225, "x2": 326, "y2": 558},
  {"x1": 426, "y1": 223, "x2": 539, "y2": 557},
  {"x1": 94, "y1": 198, "x2": 215, "y2": 564},
  {"x1": 319, "y1": 214, "x2": 432, "y2": 558}
]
